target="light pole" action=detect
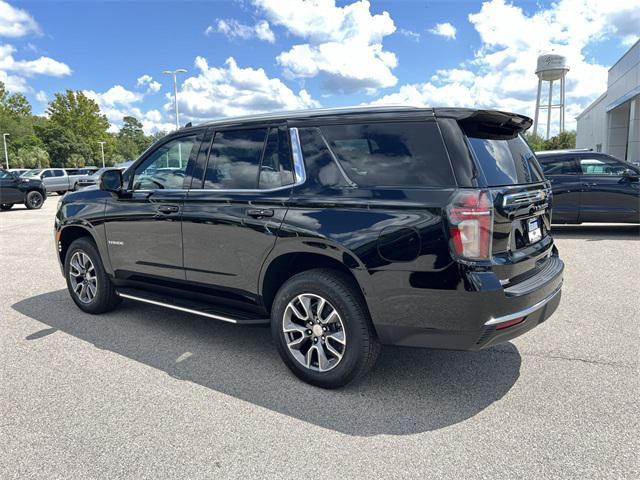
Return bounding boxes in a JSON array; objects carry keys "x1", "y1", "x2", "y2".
[
  {"x1": 163, "y1": 68, "x2": 187, "y2": 130},
  {"x1": 98, "y1": 141, "x2": 106, "y2": 168},
  {"x1": 2, "y1": 133, "x2": 9, "y2": 169}
]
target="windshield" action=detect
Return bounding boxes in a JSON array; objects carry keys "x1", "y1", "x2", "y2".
[
  {"x1": 467, "y1": 135, "x2": 544, "y2": 186},
  {"x1": 22, "y1": 169, "x2": 42, "y2": 177}
]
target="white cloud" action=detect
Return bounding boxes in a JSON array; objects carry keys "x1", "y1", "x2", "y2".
[
  {"x1": 0, "y1": 43, "x2": 71, "y2": 93},
  {"x1": 428, "y1": 22, "x2": 457, "y2": 40},
  {"x1": 174, "y1": 56, "x2": 320, "y2": 119},
  {"x1": 371, "y1": 0, "x2": 639, "y2": 134},
  {"x1": 398, "y1": 28, "x2": 420, "y2": 42},
  {"x1": 0, "y1": 1, "x2": 40, "y2": 38},
  {"x1": 206, "y1": 18, "x2": 275, "y2": 43},
  {"x1": 84, "y1": 85, "x2": 172, "y2": 134},
  {"x1": 254, "y1": 0, "x2": 397, "y2": 93},
  {"x1": 136, "y1": 74, "x2": 161, "y2": 93}
]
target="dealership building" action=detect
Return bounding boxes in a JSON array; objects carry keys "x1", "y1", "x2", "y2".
[{"x1": 576, "y1": 40, "x2": 639, "y2": 162}]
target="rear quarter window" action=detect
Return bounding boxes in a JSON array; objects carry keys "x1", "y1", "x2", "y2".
[{"x1": 320, "y1": 121, "x2": 455, "y2": 187}]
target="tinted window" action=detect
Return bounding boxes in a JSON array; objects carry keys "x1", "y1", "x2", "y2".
[
  {"x1": 204, "y1": 129, "x2": 267, "y2": 189},
  {"x1": 0, "y1": 170, "x2": 12, "y2": 179},
  {"x1": 258, "y1": 127, "x2": 294, "y2": 189},
  {"x1": 132, "y1": 135, "x2": 197, "y2": 190},
  {"x1": 579, "y1": 156, "x2": 627, "y2": 176},
  {"x1": 468, "y1": 135, "x2": 544, "y2": 186},
  {"x1": 540, "y1": 157, "x2": 579, "y2": 175},
  {"x1": 42, "y1": 170, "x2": 54, "y2": 178},
  {"x1": 53, "y1": 169, "x2": 64, "y2": 177},
  {"x1": 321, "y1": 122, "x2": 454, "y2": 187},
  {"x1": 298, "y1": 128, "x2": 349, "y2": 189}
]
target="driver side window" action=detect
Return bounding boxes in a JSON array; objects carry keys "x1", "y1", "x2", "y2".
[{"x1": 132, "y1": 135, "x2": 197, "y2": 190}]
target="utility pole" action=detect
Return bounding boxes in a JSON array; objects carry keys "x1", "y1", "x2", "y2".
[
  {"x1": 2, "y1": 133, "x2": 9, "y2": 169},
  {"x1": 98, "y1": 141, "x2": 106, "y2": 168},
  {"x1": 162, "y1": 68, "x2": 187, "y2": 130}
]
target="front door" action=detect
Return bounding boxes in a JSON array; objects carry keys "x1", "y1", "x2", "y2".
[
  {"x1": 182, "y1": 126, "x2": 294, "y2": 305},
  {"x1": 577, "y1": 155, "x2": 640, "y2": 222},
  {"x1": 104, "y1": 132, "x2": 202, "y2": 281}
]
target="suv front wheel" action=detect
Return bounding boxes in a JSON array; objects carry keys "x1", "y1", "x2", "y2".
[
  {"x1": 64, "y1": 237, "x2": 121, "y2": 314},
  {"x1": 271, "y1": 268, "x2": 380, "y2": 388}
]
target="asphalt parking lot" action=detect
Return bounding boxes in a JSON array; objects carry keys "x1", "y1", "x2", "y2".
[{"x1": 1, "y1": 199, "x2": 638, "y2": 479}]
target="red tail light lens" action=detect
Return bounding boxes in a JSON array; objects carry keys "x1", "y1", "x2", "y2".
[{"x1": 446, "y1": 189, "x2": 493, "y2": 261}]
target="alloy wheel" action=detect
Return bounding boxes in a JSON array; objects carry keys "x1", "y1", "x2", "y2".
[
  {"x1": 68, "y1": 251, "x2": 98, "y2": 304},
  {"x1": 283, "y1": 293, "x2": 346, "y2": 372},
  {"x1": 28, "y1": 192, "x2": 43, "y2": 208}
]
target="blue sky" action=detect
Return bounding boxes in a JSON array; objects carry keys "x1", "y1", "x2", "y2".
[{"x1": 1, "y1": 0, "x2": 638, "y2": 134}]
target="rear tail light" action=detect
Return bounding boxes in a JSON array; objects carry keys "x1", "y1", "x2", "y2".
[{"x1": 446, "y1": 189, "x2": 493, "y2": 261}]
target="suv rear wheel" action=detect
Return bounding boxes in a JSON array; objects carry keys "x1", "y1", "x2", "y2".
[
  {"x1": 271, "y1": 268, "x2": 380, "y2": 388},
  {"x1": 24, "y1": 191, "x2": 44, "y2": 209},
  {"x1": 64, "y1": 237, "x2": 121, "y2": 314}
]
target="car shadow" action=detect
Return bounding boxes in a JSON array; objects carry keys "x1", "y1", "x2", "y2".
[
  {"x1": 551, "y1": 224, "x2": 639, "y2": 240},
  {"x1": 12, "y1": 289, "x2": 521, "y2": 437}
]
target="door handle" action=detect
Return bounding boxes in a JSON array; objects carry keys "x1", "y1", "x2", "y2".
[
  {"x1": 583, "y1": 182, "x2": 597, "y2": 187},
  {"x1": 157, "y1": 205, "x2": 179, "y2": 214},
  {"x1": 247, "y1": 208, "x2": 274, "y2": 218}
]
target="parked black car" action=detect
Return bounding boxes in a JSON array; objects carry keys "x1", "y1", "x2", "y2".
[
  {"x1": 55, "y1": 107, "x2": 564, "y2": 388},
  {"x1": 0, "y1": 169, "x2": 47, "y2": 210},
  {"x1": 537, "y1": 150, "x2": 640, "y2": 223}
]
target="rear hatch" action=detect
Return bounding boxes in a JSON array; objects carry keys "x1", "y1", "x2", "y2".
[{"x1": 459, "y1": 113, "x2": 555, "y2": 283}]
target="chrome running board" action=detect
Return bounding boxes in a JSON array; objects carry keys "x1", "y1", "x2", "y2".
[{"x1": 116, "y1": 290, "x2": 269, "y2": 325}]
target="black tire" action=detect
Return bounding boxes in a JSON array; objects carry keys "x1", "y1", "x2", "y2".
[
  {"x1": 24, "y1": 190, "x2": 44, "y2": 209},
  {"x1": 271, "y1": 268, "x2": 380, "y2": 388},
  {"x1": 57, "y1": 191, "x2": 67, "y2": 195},
  {"x1": 0, "y1": 203, "x2": 13, "y2": 210},
  {"x1": 64, "y1": 237, "x2": 121, "y2": 314},
  {"x1": 72, "y1": 183, "x2": 80, "y2": 191}
]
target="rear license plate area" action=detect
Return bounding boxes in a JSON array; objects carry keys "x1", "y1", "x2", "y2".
[{"x1": 527, "y1": 217, "x2": 542, "y2": 243}]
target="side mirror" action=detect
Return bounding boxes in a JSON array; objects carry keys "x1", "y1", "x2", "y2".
[
  {"x1": 622, "y1": 168, "x2": 639, "y2": 179},
  {"x1": 100, "y1": 170, "x2": 123, "y2": 193}
]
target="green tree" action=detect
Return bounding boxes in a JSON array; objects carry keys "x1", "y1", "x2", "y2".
[
  {"x1": 116, "y1": 116, "x2": 153, "y2": 160},
  {"x1": 525, "y1": 130, "x2": 576, "y2": 152},
  {"x1": 14, "y1": 146, "x2": 50, "y2": 168},
  {"x1": 43, "y1": 90, "x2": 109, "y2": 164}
]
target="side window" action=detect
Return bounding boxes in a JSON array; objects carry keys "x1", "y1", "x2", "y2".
[
  {"x1": 320, "y1": 122, "x2": 455, "y2": 187},
  {"x1": 579, "y1": 157, "x2": 627, "y2": 176},
  {"x1": 42, "y1": 170, "x2": 54, "y2": 178},
  {"x1": 258, "y1": 127, "x2": 294, "y2": 189},
  {"x1": 0, "y1": 170, "x2": 11, "y2": 179},
  {"x1": 204, "y1": 128, "x2": 267, "y2": 189},
  {"x1": 540, "y1": 157, "x2": 579, "y2": 175},
  {"x1": 132, "y1": 135, "x2": 197, "y2": 190},
  {"x1": 298, "y1": 127, "x2": 349, "y2": 189},
  {"x1": 53, "y1": 169, "x2": 64, "y2": 177}
]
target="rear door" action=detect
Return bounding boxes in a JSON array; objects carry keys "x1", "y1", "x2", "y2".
[
  {"x1": 577, "y1": 155, "x2": 640, "y2": 222},
  {"x1": 539, "y1": 155, "x2": 582, "y2": 223},
  {"x1": 181, "y1": 125, "x2": 293, "y2": 304}
]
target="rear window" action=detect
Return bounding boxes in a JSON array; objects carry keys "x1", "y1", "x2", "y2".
[
  {"x1": 468, "y1": 135, "x2": 544, "y2": 186},
  {"x1": 320, "y1": 122, "x2": 455, "y2": 187}
]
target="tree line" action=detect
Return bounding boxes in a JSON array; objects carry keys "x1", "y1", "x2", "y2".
[{"x1": 0, "y1": 81, "x2": 166, "y2": 169}]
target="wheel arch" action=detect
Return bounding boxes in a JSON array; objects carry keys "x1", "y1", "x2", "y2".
[
  {"x1": 259, "y1": 249, "x2": 375, "y2": 325},
  {"x1": 58, "y1": 224, "x2": 110, "y2": 274}
]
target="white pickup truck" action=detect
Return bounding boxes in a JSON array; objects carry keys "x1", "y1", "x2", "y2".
[{"x1": 21, "y1": 167, "x2": 98, "y2": 194}]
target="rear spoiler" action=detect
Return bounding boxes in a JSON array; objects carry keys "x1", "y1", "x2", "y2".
[{"x1": 434, "y1": 109, "x2": 533, "y2": 140}]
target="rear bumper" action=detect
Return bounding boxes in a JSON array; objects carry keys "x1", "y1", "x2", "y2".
[{"x1": 372, "y1": 255, "x2": 564, "y2": 350}]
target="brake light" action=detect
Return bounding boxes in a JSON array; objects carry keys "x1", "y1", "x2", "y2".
[{"x1": 447, "y1": 189, "x2": 493, "y2": 261}]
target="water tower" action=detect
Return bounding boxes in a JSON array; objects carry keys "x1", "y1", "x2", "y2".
[{"x1": 533, "y1": 53, "x2": 569, "y2": 139}]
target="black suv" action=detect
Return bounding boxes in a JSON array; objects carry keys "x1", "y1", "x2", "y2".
[
  {"x1": 55, "y1": 107, "x2": 564, "y2": 388},
  {"x1": 0, "y1": 169, "x2": 46, "y2": 210},
  {"x1": 536, "y1": 150, "x2": 639, "y2": 223}
]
